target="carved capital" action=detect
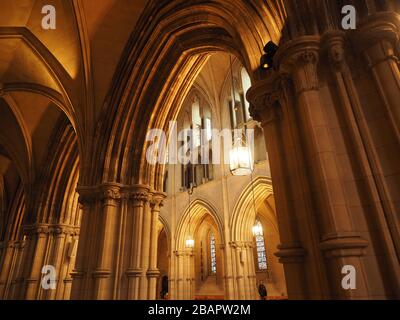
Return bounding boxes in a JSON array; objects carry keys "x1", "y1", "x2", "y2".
[
  {"x1": 321, "y1": 32, "x2": 347, "y2": 72},
  {"x1": 125, "y1": 184, "x2": 151, "y2": 206},
  {"x1": 247, "y1": 71, "x2": 283, "y2": 125},
  {"x1": 23, "y1": 223, "x2": 79, "y2": 237},
  {"x1": 353, "y1": 12, "x2": 400, "y2": 68},
  {"x1": 100, "y1": 183, "x2": 122, "y2": 203},
  {"x1": 275, "y1": 37, "x2": 320, "y2": 94}
]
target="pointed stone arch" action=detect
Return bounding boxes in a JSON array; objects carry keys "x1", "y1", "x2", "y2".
[
  {"x1": 91, "y1": 0, "x2": 285, "y2": 187},
  {"x1": 230, "y1": 176, "x2": 273, "y2": 243},
  {"x1": 175, "y1": 198, "x2": 224, "y2": 251}
]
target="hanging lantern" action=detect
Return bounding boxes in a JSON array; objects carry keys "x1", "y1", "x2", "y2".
[
  {"x1": 185, "y1": 237, "x2": 195, "y2": 248},
  {"x1": 229, "y1": 137, "x2": 254, "y2": 176}
]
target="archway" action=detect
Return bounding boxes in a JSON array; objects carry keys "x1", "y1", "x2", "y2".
[
  {"x1": 253, "y1": 195, "x2": 287, "y2": 300},
  {"x1": 173, "y1": 199, "x2": 224, "y2": 300},
  {"x1": 193, "y1": 215, "x2": 224, "y2": 300}
]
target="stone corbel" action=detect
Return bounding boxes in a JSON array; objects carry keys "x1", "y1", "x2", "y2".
[
  {"x1": 247, "y1": 71, "x2": 284, "y2": 126},
  {"x1": 321, "y1": 31, "x2": 347, "y2": 72},
  {"x1": 150, "y1": 191, "x2": 166, "y2": 212},
  {"x1": 76, "y1": 185, "x2": 98, "y2": 205}
]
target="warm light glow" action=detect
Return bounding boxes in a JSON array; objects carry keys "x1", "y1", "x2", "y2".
[
  {"x1": 252, "y1": 223, "x2": 263, "y2": 237},
  {"x1": 229, "y1": 145, "x2": 254, "y2": 176},
  {"x1": 185, "y1": 238, "x2": 195, "y2": 248}
]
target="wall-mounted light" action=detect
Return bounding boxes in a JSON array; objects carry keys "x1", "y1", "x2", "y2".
[
  {"x1": 252, "y1": 221, "x2": 263, "y2": 237},
  {"x1": 260, "y1": 41, "x2": 279, "y2": 70},
  {"x1": 185, "y1": 238, "x2": 195, "y2": 248}
]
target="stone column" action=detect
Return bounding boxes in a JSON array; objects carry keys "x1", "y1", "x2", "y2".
[
  {"x1": 169, "y1": 252, "x2": 176, "y2": 300},
  {"x1": 126, "y1": 186, "x2": 149, "y2": 300},
  {"x1": 138, "y1": 194, "x2": 152, "y2": 300},
  {"x1": 356, "y1": 13, "x2": 400, "y2": 143},
  {"x1": 147, "y1": 192, "x2": 165, "y2": 299},
  {"x1": 230, "y1": 242, "x2": 245, "y2": 300},
  {"x1": 244, "y1": 242, "x2": 257, "y2": 300},
  {"x1": 71, "y1": 194, "x2": 96, "y2": 299},
  {"x1": 248, "y1": 74, "x2": 309, "y2": 299},
  {"x1": 176, "y1": 251, "x2": 184, "y2": 299},
  {"x1": 279, "y1": 38, "x2": 371, "y2": 299},
  {"x1": 92, "y1": 184, "x2": 121, "y2": 300},
  {"x1": 354, "y1": 13, "x2": 400, "y2": 260},
  {"x1": 324, "y1": 30, "x2": 400, "y2": 298},
  {"x1": 0, "y1": 241, "x2": 18, "y2": 298},
  {"x1": 24, "y1": 226, "x2": 49, "y2": 300}
]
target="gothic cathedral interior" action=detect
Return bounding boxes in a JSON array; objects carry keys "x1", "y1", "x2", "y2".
[{"x1": 0, "y1": 0, "x2": 399, "y2": 301}]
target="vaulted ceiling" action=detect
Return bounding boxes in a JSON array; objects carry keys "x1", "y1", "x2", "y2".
[
  {"x1": 0, "y1": 0, "x2": 286, "y2": 198},
  {"x1": 0, "y1": 0, "x2": 149, "y2": 197}
]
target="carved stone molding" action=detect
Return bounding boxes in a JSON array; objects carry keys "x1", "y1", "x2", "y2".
[
  {"x1": 174, "y1": 249, "x2": 193, "y2": 257},
  {"x1": 125, "y1": 268, "x2": 142, "y2": 278},
  {"x1": 146, "y1": 269, "x2": 161, "y2": 278},
  {"x1": 23, "y1": 224, "x2": 80, "y2": 237},
  {"x1": 229, "y1": 241, "x2": 253, "y2": 249},
  {"x1": 92, "y1": 269, "x2": 111, "y2": 279},
  {"x1": 0, "y1": 240, "x2": 20, "y2": 249},
  {"x1": 70, "y1": 270, "x2": 86, "y2": 279},
  {"x1": 319, "y1": 234, "x2": 369, "y2": 259},
  {"x1": 77, "y1": 183, "x2": 154, "y2": 205},
  {"x1": 274, "y1": 242, "x2": 307, "y2": 264}
]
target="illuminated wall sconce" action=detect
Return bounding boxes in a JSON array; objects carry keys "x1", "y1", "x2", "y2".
[
  {"x1": 252, "y1": 221, "x2": 263, "y2": 237},
  {"x1": 185, "y1": 237, "x2": 195, "y2": 248}
]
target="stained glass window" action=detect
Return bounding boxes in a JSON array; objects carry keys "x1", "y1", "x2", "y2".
[
  {"x1": 210, "y1": 233, "x2": 217, "y2": 274},
  {"x1": 254, "y1": 220, "x2": 267, "y2": 270}
]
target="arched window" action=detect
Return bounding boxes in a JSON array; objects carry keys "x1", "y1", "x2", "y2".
[
  {"x1": 210, "y1": 232, "x2": 217, "y2": 274},
  {"x1": 254, "y1": 220, "x2": 267, "y2": 270},
  {"x1": 228, "y1": 66, "x2": 252, "y2": 129},
  {"x1": 180, "y1": 91, "x2": 214, "y2": 191},
  {"x1": 241, "y1": 68, "x2": 252, "y2": 121},
  {"x1": 192, "y1": 97, "x2": 201, "y2": 148}
]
